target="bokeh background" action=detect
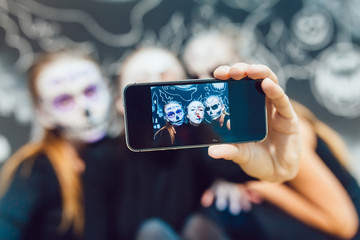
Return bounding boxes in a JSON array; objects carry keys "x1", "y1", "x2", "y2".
[{"x1": 1, "y1": 0, "x2": 360, "y2": 179}]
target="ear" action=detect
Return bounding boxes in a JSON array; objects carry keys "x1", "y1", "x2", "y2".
[
  {"x1": 116, "y1": 96, "x2": 125, "y2": 115},
  {"x1": 36, "y1": 109, "x2": 56, "y2": 129}
]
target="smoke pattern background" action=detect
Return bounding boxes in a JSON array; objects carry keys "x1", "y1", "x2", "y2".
[{"x1": 0, "y1": 0, "x2": 360, "y2": 179}]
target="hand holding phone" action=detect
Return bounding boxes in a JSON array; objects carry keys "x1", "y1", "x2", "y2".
[
  {"x1": 209, "y1": 63, "x2": 301, "y2": 182},
  {"x1": 123, "y1": 77, "x2": 267, "y2": 151}
]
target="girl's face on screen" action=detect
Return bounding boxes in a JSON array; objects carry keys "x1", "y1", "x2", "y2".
[
  {"x1": 187, "y1": 101, "x2": 205, "y2": 126},
  {"x1": 164, "y1": 102, "x2": 184, "y2": 126}
]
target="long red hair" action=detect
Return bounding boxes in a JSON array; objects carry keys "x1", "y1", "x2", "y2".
[{"x1": 291, "y1": 100, "x2": 351, "y2": 167}]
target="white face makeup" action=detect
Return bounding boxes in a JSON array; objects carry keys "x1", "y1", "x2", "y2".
[
  {"x1": 36, "y1": 56, "x2": 111, "y2": 143},
  {"x1": 164, "y1": 102, "x2": 184, "y2": 126},
  {"x1": 121, "y1": 48, "x2": 186, "y2": 88},
  {"x1": 183, "y1": 32, "x2": 239, "y2": 79},
  {"x1": 187, "y1": 101, "x2": 205, "y2": 126},
  {"x1": 118, "y1": 48, "x2": 186, "y2": 116},
  {"x1": 204, "y1": 96, "x2": 223, "y2": 120}
]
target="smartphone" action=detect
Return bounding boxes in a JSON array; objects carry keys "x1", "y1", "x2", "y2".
[{"x1": 123, "y1": 78, "x2": 267, "y2": 152}]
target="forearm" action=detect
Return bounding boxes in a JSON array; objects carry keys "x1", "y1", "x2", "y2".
[
  {"x1": 248, "y1": 181, "x2": 358, "y2": 239},
  {"x1": 248, "y1": 182, "x2": 334, "y2": 231}
]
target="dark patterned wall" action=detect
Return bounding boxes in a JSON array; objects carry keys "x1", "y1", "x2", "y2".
[{"x1": 1, "y1": 0, "x2": 359, "y2": 178}]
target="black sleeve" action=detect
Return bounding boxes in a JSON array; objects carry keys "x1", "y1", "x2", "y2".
[
  {"x1": 0, "y1": 157, "x2": 51, "y2": 239},
  {"x1": 196, "y1": 147, "x2": 257, "y2": 183},
  {"x1": 154, "y1": 129, "x2": 172, "y2": 147}
]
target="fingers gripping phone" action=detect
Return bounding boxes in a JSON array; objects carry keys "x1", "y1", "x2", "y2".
[{"x1": 123, "y1": 78, "x2": 267, "y2": 152}]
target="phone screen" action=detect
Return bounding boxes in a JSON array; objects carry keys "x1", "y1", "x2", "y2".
[{"x1": 124, "y1": 78, "x2": 267, "y2": 151}]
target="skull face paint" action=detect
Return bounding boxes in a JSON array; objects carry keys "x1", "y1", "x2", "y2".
[
  {"x1": 164, "y1": 102, "x2": 184, "y2": 126},
  {"x1": 183, "y1": 32, "x2": 239, "y2": 79},
  {"x1": 187, "y1": 101, "x2": 205, "y2": 126},
  {"x1": 204, "y1": 96, "x2": 223, "y2": 120},
  {"x1": 121, "y1": 47, "x2": 186, "y2": 89},
  {"x1": 36, "y1": 56, "x2": 111, "y2": 143}
]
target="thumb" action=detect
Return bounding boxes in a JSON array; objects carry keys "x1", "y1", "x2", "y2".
[
  {"x1": 208, "y1": 144, "x2": 249, "y2": 165},
  {"x1": 208, "y1": 144, "x2": 239, "y2": 160}
]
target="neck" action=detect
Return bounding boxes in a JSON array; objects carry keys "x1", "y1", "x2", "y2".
[
  {"x1": 190, "y1": 122, "x2": 200, "y2": 127},
  {"x1": 214, "y1": 114, "x2": 224, "y2": 127}
]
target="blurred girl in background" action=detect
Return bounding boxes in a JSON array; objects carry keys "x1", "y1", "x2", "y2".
[
  {"x1": 0, "y1": 50, "x2": 114, "y2": 240},
  {"x1": 115, "y1": 46, "x2": 301, "y2": 240},
  {"x1": 183, "y1": 30, "x2": 360, "y2": 240}
]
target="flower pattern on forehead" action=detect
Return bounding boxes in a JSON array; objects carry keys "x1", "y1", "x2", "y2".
[
  {"x1": 34, "y1": 53, "x2": 112, "y2": 143},
  {"x1": 164, "y1": 101, "x2": 184, "y2": 126}
]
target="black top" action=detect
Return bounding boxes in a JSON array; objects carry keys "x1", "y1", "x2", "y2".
[
  {"x1": 209, "y1": 114, "x2": 231, "y2": 142},
  {"x1": 0, "y1": 135, "x2": 254, "y2": 240},
  {"x1": 154, "y1": 123, "x2": 220, "y2": 147},
  {"x1": 0, "y1": 137, "x2": 118, "y2": 240},
  {"x1": 114, "y1": 135, "x2": 254, "y2": 239},
  {"x1": 80, "y1": 137, "x2": 119, "y2": 240},
  {"x1": 316, "y1": 138, "x2": 360, "y2": 201},
  {"x1": 0, "y1": 155, "x2": 77, "y2": 240},
  {"x1": 154, "y1": 124, "x2": 193, "y2": 147}
]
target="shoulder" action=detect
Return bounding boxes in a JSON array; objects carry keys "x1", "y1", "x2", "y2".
[
  {"x1": 24, "y1": 154, "x2": 55, "y2": 175},
  {"x1": 0, "y1": 154, "x2": 59, "y2": 210},
  {"x1": 155, "y1": 127, "x2": 170, "y2": 137},
  {"x1": 154, "y1": 128, "x2": 171, "y2": 143},
  {"x1": 8, "y1": 154, "x2": 57, "y2": 191},
  {"x1": 0, "y1": 154, "x2": 61, "y2": 238}
]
